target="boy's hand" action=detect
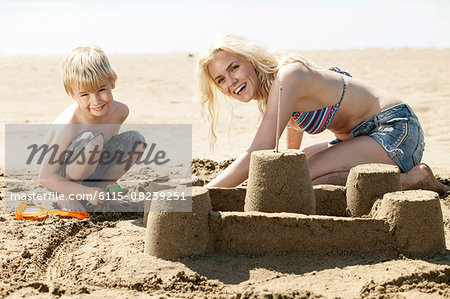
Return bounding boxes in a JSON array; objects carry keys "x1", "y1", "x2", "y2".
[
  {"x1": 56, "y1": 198, "x2": 88, "y2": 212},
  {"x1": 56, "y1": 187, "x2": 104, "y2": 212},
  {"x1": 88, "y1": 187, "x2": 107, "y2": 206}
]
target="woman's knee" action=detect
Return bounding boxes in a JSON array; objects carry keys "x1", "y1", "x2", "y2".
[{"x1": 302, "y1": 142, "x2": 330, "y2": 158}]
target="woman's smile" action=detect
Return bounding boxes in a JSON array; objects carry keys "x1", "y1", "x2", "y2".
[
  {"x1": 207, "y1": 51, "x2": 258, "y2": 103},
  {"x1": 233, "y1": 82, "x2": 247, "y2": 95}
]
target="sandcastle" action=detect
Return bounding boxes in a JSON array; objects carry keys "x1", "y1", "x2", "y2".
[
  {"x1": 145, "y1": 150, "x2": 446, "y2": 259},
  {"x1": 144, "y1": 187, "x2": 210, "y2": 259},
  {"x1": 245, "y1": 150, "x2": 315, "y2": 214}
]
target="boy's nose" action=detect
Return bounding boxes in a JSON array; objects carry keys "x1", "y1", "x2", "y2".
[{"x1": 93, "y1": 93, "x2": 102, "y2": 103}]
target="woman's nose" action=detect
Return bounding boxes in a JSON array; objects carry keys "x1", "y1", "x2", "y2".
[{"x1": 228, "y1": 74, "x2": 237, "y2": 86}]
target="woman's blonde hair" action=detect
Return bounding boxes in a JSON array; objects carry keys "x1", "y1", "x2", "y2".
[
  {"x1": 62, "y1": 46, "x2": 117, "y2": 96},
  {"x1": 197, "y1": 34, "x2": 317, "y2": 149}
]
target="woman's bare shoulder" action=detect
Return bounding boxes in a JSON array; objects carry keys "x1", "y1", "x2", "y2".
[{"x1": 278, "y1": 62, "x2": 313, "y2": 81}]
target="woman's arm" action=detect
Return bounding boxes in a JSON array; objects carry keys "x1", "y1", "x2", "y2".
[
  {"x1": 286, "y1": 119, "x2": 304, "y2": 149},
  {"x1": 206, "y1": 63, "x2": 308, "y2": 188}
]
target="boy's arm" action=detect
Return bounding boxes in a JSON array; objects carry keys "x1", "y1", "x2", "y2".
[{"x1": 113, "y1": 100, "x2": 129, "y2": 124}]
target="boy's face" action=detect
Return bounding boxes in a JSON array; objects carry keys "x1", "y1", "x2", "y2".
[{"x1": 71, "y1": 80, "x2": 114, "y2": 117}]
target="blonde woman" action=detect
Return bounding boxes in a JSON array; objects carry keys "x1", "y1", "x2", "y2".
[{"x1": 197, "y1": 34, "x2": 447, "y2": 194}]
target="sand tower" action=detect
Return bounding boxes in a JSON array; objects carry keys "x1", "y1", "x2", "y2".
[
  {"x1": 144, "y1": 187, "x2": 211, "y2": 259},
  {"x1": 244, "y1": 150, "x2": 315, "y2": 214},
  {"x1": 372, "y1": 190, "x2": 445, "y2": 256},
  {"x1": 346, "y1": 163, "x2": 401, "y2": 216}
]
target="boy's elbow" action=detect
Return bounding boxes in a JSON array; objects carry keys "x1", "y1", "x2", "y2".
[
  {"x1": 38, "y1": 175, "x2": 48, "y2": 187},
  {"x1": 38, "y1": 171, "x2": 54, "y2": 187}
]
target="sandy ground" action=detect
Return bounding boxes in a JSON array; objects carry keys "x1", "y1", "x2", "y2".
[{"x1": 1, "y1": 49, "x2": 450, "y2": 298}]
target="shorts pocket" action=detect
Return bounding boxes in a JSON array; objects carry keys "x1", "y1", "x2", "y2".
[
  {"x1": 380, "y1": 116, "x2": 410, "y2": 126},
  {"x1": 412, "y1": 127, "x2": 425, "y2": 166},
  {"x1": 390, "y1": 122, "x2": 409, "y2": 148}
]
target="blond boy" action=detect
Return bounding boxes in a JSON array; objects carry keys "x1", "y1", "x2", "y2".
[{"x1": 39, "y1": 46, "x2": 146, "y2": 212}]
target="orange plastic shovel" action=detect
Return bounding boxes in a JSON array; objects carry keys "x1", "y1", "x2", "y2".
[{"x1": 15, "y1": 202, "x2": 90, "y2": 221}]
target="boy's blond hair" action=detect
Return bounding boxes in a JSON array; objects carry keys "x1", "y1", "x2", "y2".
[
  {"x1": 62, "y1": 46, "x2": 117, "y2": 96},
  {"x1": 196, "y1": 34, "x2": 318, "y2": 149}
]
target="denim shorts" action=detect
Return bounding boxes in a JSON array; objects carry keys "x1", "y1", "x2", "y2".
[{"x1": 350, "y1": 103, "x2": 425, "y2": 172}]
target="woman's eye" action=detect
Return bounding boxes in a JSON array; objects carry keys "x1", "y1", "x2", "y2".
[
  {"x1": 81, "y1": 94, "x2": 88, "y2": 97},
  {"x1": 217, "y1": 78, "x2": 224, "y2": 84},
  {"x1": 231, "y1": 65, "x2": 239, "y2": 71}
]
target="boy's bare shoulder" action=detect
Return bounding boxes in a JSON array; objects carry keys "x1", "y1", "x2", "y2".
[
  {"x1": 46, "y1": 103, "x2": 82, "y2": 145},
  {"x1": 45, "y1": 121, "x2": 79, "y2": 147},
  {"x1": 52, "y1": 103, "x2": 79, "y2": 125},
  {"x1": 111, "y1": 100, "x2": 129, "y2": 123}
]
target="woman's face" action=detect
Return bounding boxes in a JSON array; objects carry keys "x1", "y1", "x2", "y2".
[{"x1": 207, "y1": 51, "x2": 258, "y2": 103}]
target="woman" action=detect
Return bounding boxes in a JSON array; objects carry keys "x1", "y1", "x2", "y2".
[{"x1": 197, "y1": 34, "x2": 447, "y2": 194}]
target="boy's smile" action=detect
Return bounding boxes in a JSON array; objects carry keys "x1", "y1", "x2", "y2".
[
  {"x1": 90, "y1": 103, "x2": 107, "y2": 112},
  {"x1": 72, "y1": 80, "x2": 114, "y2": 118}
]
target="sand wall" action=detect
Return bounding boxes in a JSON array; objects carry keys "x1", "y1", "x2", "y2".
[
  {"x1": 209, "y1": 185, "x2": 349, "y2": 217},
  {"x1": 313, "y1": 185, "x2": 348, "y2": 217},
  {"x1": 209, "y1": 211, "x2": 395, "y2": 256},
  {"x1": 209, "y1": 187, "x2": 246, "y2": 212}
]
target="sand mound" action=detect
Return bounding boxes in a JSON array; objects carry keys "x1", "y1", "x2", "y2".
[{"x1": 191, "y1": 158, "x2": 235, "y2": 186}]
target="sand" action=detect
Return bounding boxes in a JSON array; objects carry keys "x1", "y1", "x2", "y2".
[{"x1": 1, "y1": 49, "x2": 450, "y2": 297}]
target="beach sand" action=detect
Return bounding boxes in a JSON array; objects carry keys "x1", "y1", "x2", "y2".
[{"x1": 0, "y1": 49, "x2": 449, "y2": 297}]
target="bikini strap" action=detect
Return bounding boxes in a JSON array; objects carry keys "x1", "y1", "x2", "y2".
[{"x1": 329, "y1": 66, "x2": 352, "y2": 77}]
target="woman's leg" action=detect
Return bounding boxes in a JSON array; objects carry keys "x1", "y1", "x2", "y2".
[
  {"x1": 307, "y1": 136, "x2": 395, "y2": 180},
  {"x1": 307, "y1": 136, "x2": 448, "y2": 194},
  {"x1": 312, "y1": 171, "x2": 349, "y2": 186},
  {"x1": 302, "y1": 142, "x2": 330, "y2": 158}
]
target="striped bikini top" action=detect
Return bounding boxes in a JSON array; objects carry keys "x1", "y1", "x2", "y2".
[{"x1": 290, "y1": 67, "x2": 351, "y2": 135}]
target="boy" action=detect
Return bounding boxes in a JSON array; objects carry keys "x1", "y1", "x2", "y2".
[{"x1": 39, "y1": 46, "x2": 146, "y2": 212}]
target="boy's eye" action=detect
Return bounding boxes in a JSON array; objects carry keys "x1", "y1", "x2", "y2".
[
  {"x1": 231, "y1": 65, "x2": 239, "y2": 71},
  {"x1": 98, "y1": 88, "x2": 105, "y2": 92},
  {"x1": 81, "y1": 94, "x2": 89, "y2": 97}
]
